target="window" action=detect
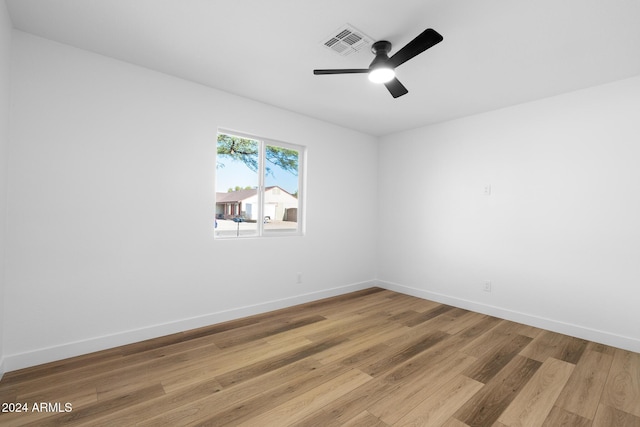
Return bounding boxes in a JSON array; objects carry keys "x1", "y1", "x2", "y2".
[{"x1": 215, "y1": 130, "x2": 304, "y2": 238}]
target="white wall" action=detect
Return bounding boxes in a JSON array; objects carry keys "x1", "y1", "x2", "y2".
[
  {"x1": 4, "y1": 31, "x2": 378, "y2": 371},
  {"x1": 378, "y1": 75, "x2": 640, "y2": 352},
  {"x1": 0, "y1": 1, "x2": 11, "y2": 378},
  {"x1": 0, "y1": 1, "x2": 11, "y2": 377}
]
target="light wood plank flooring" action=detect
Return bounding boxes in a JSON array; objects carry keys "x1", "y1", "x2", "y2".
[{"x1": 1, "y1": 288, "x2": 639, "y2": 426}]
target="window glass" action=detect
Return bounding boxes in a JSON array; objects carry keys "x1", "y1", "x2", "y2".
[
  {"x1": 215, "y1": 134, "x2": 259, "y2": 237},
  {"x1": 215, "y1": 132, "x2": 304, "y2": 238},
  {"x1": 264, "y1": 144, "x2": 300, "y2": 233}
]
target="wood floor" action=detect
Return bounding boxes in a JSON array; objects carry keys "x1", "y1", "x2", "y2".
[{"x1": 1, "y1": 288, "x2": 639, "y2": 426}]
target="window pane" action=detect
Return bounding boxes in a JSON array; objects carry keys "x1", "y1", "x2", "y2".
[
  {"x1": 215, "y1": 134, "x2": 259, "y2": 237},
  {"x1": 264, "y1": 144, "x2": 300, "y2": 233}
]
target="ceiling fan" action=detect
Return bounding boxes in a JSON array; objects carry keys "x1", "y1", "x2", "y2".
[{"x1": 313, "y1": 28, "x2": 443, "y2": 98}]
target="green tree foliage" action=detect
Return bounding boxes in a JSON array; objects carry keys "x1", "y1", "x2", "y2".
[
  {"x1": 217, "y1": 134, "x2": 259, "y2": 172},
  {"x1": 227, "y1": 186, "x2": 253, "y2": 192},
  {"x1": 265, "y1": 145, "x2": 298, "y2": 176},
  {"x1": 217, "y1": 134, "x2": 298, "y2": 176}
]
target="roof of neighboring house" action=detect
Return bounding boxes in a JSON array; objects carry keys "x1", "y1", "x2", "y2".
[
  {"x1": 216, "y1": 188, "x2": 257, "y2": 203},
  {"x1": 216, "y1": 186, "x2": 293, "y2": 203}
]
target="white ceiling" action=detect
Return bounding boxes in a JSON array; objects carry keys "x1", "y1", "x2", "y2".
[{"x1": 6, "y1": 0, "x2": 640, "y2": 136}]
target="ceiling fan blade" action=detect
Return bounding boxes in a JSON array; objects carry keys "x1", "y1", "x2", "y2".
[
  {"x1": 384, "y1": 78, "x2": 408, "y2": 98},
  {"x1": 313, "y1": 69, "x2": 369, "y2": 75},
  {"x1": 387, "y1": 28, "x2": 443, "y2": 68}
]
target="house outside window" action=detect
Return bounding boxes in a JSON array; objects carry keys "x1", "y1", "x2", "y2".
[{"x1": 215, "y1": 131, "x2": 305, "y2": 238}]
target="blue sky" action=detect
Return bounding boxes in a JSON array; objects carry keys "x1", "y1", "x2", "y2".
[{"x1": 215, "y1": 157, "x2": 299, "y2": 195}]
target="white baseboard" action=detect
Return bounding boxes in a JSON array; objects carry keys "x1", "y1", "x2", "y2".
[
  {"x1": 3, "y1": 280, "x2": 377, "y2": 373},
  {"x1": 377, "y1": 280, "x2": 640, "y2": 353}
]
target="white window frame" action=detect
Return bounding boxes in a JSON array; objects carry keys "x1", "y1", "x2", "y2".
[{"x1": 215, "y1": 129, "x2": 305, "y2": 239}]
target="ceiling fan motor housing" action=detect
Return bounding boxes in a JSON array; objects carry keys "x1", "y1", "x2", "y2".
[
  {"x1": 371, "y1": 40, "x2": 392, "y2": 55},
  {"x1": 370, "y1": 40, "x2": 392, "y2": 68}
]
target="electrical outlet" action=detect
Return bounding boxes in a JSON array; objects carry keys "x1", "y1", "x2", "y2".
[
  {"x1": 483, "y1": 281, "x2": 492, "y2": 292},
  {"x1": 296, "y1": 272, "x2": 303, "y2": 284},
  {"x1": 484, "y1": 184, "x2": 492, "y2": 196}
]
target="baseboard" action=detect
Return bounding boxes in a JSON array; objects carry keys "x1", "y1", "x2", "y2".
[
  {"x1": 0, "y1": 356, "x2": 5, "y2": 381},
  {"x1": 3, "y1": 280, "x2": 377, "y2": 373},
  {"x1": 377, "y1": 280, "x2": 640, "y2": 353}
]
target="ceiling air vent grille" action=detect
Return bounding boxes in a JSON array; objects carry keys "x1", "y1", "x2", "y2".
[{"x1": 322, "y1": 24, "x2": 373, "y2": 56}]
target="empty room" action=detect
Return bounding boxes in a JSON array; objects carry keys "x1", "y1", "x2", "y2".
[{"x1": 0, "y1": 1, "x2": 639, "y2": 426}]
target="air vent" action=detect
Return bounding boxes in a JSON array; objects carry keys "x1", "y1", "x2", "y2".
[{"x1": 321, "y1": 24, "x2": 373, "y2": 56}]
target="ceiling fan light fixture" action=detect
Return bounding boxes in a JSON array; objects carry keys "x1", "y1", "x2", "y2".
[{"x1": 368, "y1": 66, "x2": 395, "y2": 84}]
